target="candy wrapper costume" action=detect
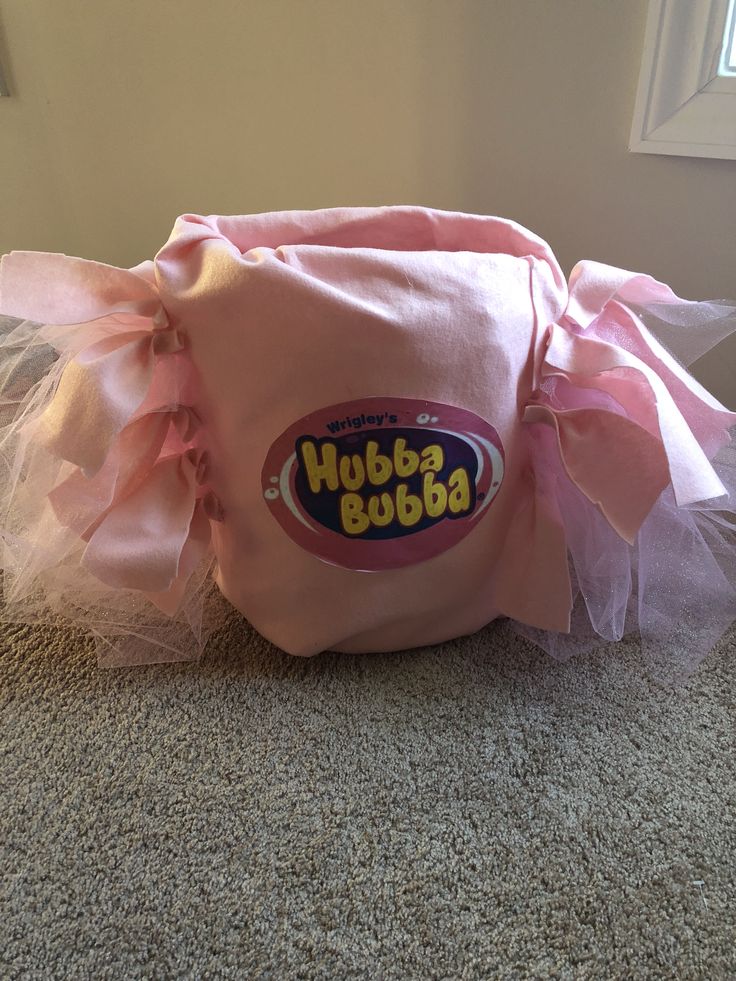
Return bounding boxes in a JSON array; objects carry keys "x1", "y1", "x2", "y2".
[{"x1": 0, "y1": 207, "x2": 734, "y2": 680}]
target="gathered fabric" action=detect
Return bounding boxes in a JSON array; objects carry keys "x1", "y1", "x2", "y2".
[
  {"x1": 0, "y1": 206, "x2": 733, "y2": 680},
  {"x1": 0, "y1": 256, "x2": 221, "y2": 665}
]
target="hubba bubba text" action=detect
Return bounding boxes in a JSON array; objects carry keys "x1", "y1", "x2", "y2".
[{"x1": 296, "y1": 435, "x2": 474, "y2": 536}]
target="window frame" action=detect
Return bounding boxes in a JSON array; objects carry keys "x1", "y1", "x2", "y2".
[{"x1": 630, "y1": 0, "x2": 736, "y2": 160}]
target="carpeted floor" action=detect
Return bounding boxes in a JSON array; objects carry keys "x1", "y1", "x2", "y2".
[{"x1": 1, "y1": 613, "x2": 734, "y2": 980}]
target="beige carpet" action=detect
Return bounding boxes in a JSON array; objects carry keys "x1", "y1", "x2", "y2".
[{"x1": 1, "y1": 612, "x2": 734, "y2": 980}]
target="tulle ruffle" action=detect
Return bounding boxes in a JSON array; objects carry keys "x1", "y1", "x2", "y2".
[
  {"x1": 0, "y1": 255, "x2": 224, "y2": 667},
  {"x1": 515, "y1": 268, "x2": 736, "y2": 683}
]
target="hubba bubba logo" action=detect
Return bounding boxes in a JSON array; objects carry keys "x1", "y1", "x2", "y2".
[
  {"x1": 262, "y1": 398, "x2": 505, "y2": 571},
  {"x1": 296, "y1": 431, "x2": 474, "y2": 537}
]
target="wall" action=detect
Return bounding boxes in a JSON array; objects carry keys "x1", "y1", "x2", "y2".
[{"x1": 1, "y1": 0, "x2": 734, "y2": 403}]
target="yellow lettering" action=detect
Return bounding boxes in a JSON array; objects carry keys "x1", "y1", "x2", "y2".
[
  {"x1": 395, "y1": 483, "x2": 423, "y2": 527},
  {"x1": 366, "y1": 440, "x2": 393, "y2": 486},
  {"x1": 339, "y1": 454, "x2": 366, "y2": 492},
  {"x1": 300, "y1": 439, "x2": 338, "y2": 494},
  {"x1": 447, "y1": 467, "x2": 472, "y2": 514},
  {"x1": 419, "y1": 443, "x2": 444, "y2": 474},
  {"x1": 367, "y1": 493, "x2": 395, "y2": 527},
  {"x1": 340, "y1": 493, "x2": 370, "y2": 535},
  {"x1": 393, "y1": 437, "x2": 419, "y2": 478},
  {"x1": 423, "y1": 472, "x2": 448, "y2": 518}
]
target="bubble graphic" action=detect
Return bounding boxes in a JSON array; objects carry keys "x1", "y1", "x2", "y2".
[
  {"x1": 269, "y1": 476, "x2": 279, "y2": 484},
  {"x1": 416, "y1": 412, "x2": 430, "y2": 424},
  {"x1": 430, "y1": 416, "x2": 439, "y2": 423},
  {"x1": 264, "y1": 488, "x2": 280, "y2": 500}
]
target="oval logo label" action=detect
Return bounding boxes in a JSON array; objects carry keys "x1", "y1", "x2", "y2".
[{"x1": 261, "y1": 398, "x2": 504, "y2": 571}]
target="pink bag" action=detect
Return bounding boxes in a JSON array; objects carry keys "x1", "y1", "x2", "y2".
[{"x1": 1, "y1": 207, "x2": 734, "y2": 679}]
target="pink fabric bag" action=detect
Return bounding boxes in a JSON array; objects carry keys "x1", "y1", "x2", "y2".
[{"x1": 1, "y1": 206, "x2": 734, "y2": 679}]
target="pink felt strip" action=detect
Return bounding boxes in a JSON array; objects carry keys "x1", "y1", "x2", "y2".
[
  {"x1": 543, "y1": 324, "x2": 727, "y2": 506},
  {"x1": 565, "y1": 260, "x2": 678, "y2": 330},
  {"x1": 0, "y1": 252, "x2": 163, "y2": 324},
  {"x1": 38, "y1": 331, "x2": 156, "y2": 476},
  {"x1": 523, "y1": 404, "x2": 670, "y2": 544},
  {"x1": 81, "y1": 453, "x2": 198, "y2": 592}
]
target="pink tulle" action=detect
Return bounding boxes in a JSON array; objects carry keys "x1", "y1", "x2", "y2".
[
  {"x1": 0, "y1": 313, "x2": 223, "y2": 668},
  {"x1": 513, "y1": 297, "x2": 736, "y2": 683}
]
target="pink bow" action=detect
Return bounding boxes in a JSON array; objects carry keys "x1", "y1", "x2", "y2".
[
  {"x1": 48, "y1": 406, "x2": 200, "y2": 536},
  {"x1": 0, "y1": 252, "x2": 162, "y2": 323},
  {"x1": 81, "y1": 450, "x2": 210, "y2": 603},
  {"x1": 49, "y1": 411, "x2": 214, "y2": 614},
  {"x1": 38, "y1": 325, "x2": 185, "y2": 477},
  {"x1": 0, "y1": 251, "x2": 218, "y2": 616},
  {"x1": 525, "y1": 262, "x2": 736, "y2": 544}
]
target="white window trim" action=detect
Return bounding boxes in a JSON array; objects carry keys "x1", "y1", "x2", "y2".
[{"x1": 630, "y1": 0, "x2": 736, "y2": 160}]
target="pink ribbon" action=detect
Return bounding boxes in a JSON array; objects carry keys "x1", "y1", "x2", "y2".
[
  {"x1": 47, "y1": 410, "x2": 211, "y2": 613},
  {"x1": 48, "y1": 407, "x2": 198, "y2": 536},
  {"x1": 37, "y1": 326, "x2": 185, "y2": 477},
  {"x1": 81, "y1": 451, "x2": 210, "y2": 597},
  {"x1": 0, "y1": 249, "x2": 216, "y2": 616},
  {"x1": 41, "y1": 331, "x2": 152, "y2": 475},
  {"x1": 523, "y1": 403, "x2": 670, "y2": 545},
  {"x1": 493, "y1": 465, "x2": 573, "y2": 632},
  {"x1": 43, "y1": 325, "x2": 209, "y2": 613},
  {"x1": 565, "y1": 260, "x2": 679, "y2": 330},
  {"x1": 144, "y1": 502, "x2": 213, "y2": 615},
  {"x1": 0, "y1": 252, "x2": 162, "y2": 324},
  {"x1": 525, "y1": 264, "x2": 736, "y2": 545},
  {"x1": 542, "y1": 323, "x2": 727, "y2": 506}
]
